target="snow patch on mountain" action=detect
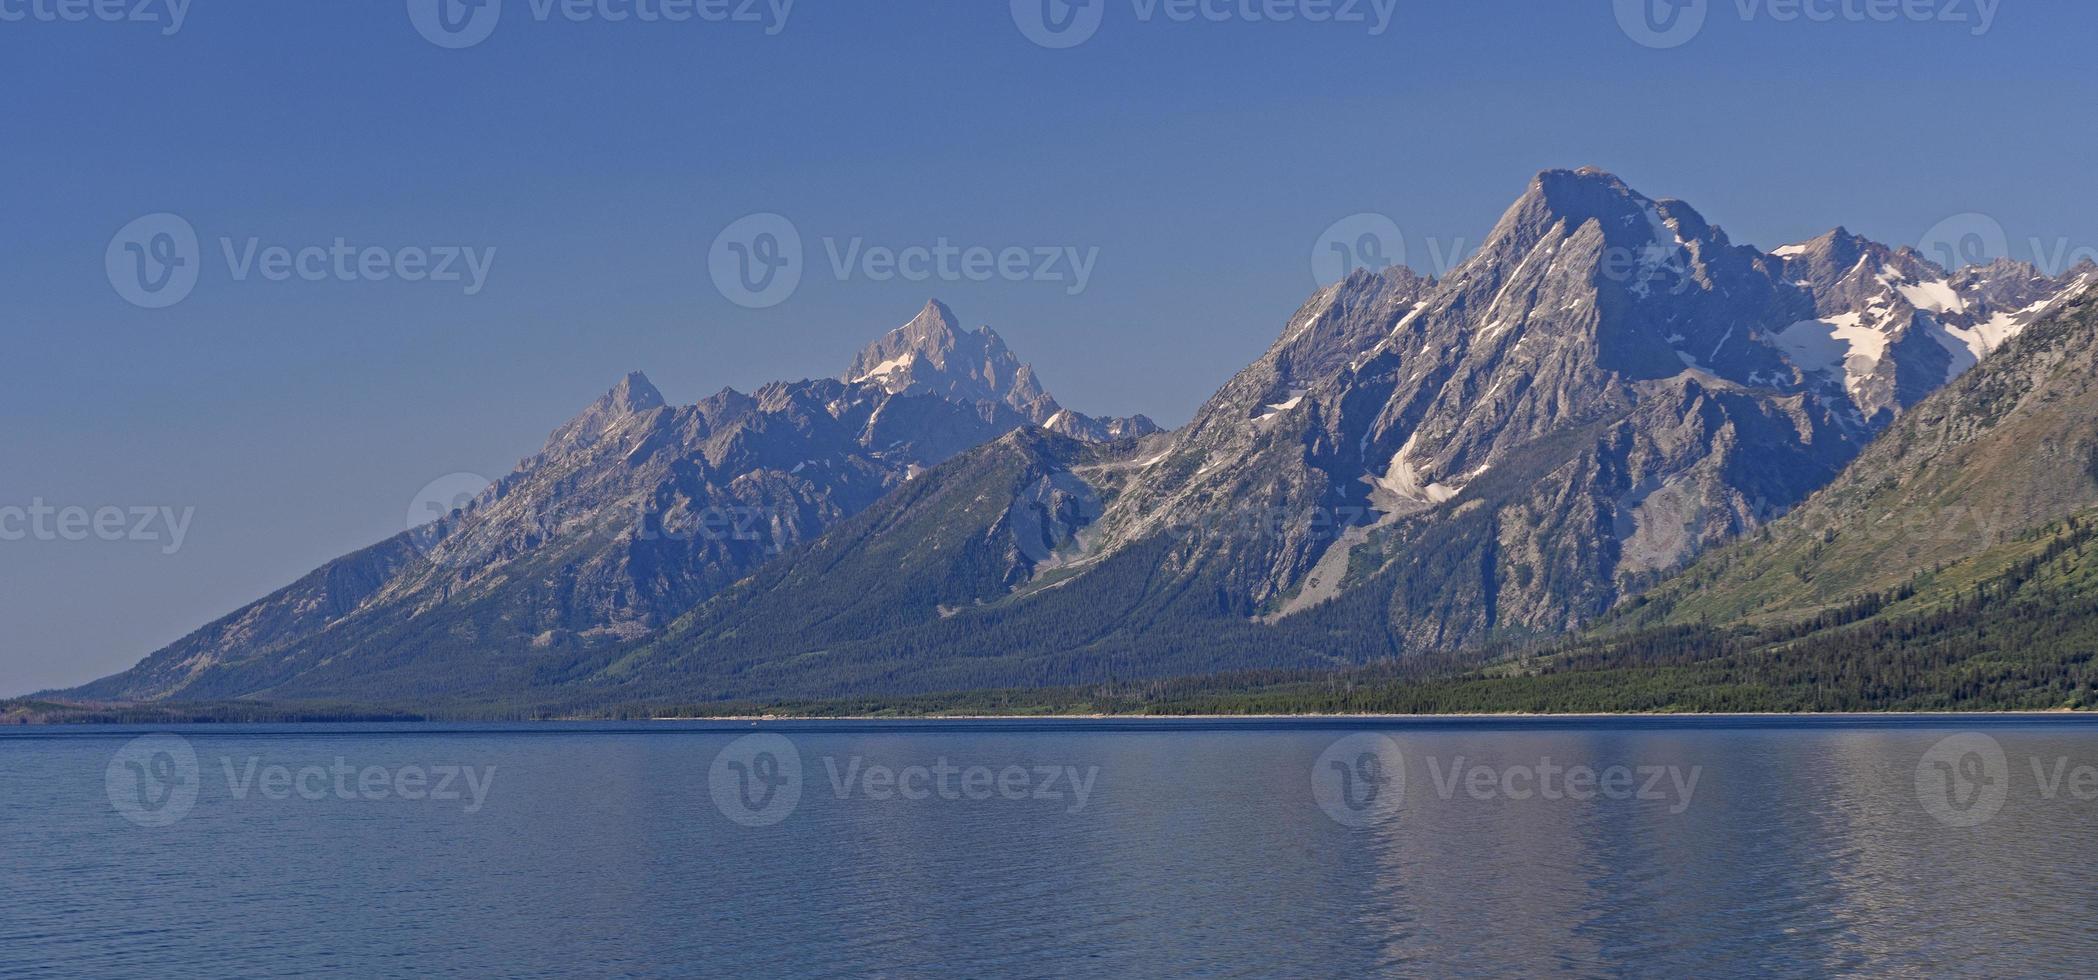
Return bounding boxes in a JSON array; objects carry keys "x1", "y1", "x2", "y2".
[
  {"x1": 851, "y1": 352, "x2": 917, "y2": 384},
  {"x1": 1252, "y1": 393, "x2": 1306, "y2": 425},
  {"x1": 1897, "y1": 278, "x2": 1965, "y2": 314},
  {"x1": 1771, "y1": 312, "x2": 1883, "y2": 396}
]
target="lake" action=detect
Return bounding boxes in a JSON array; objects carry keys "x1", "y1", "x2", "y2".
[{"x1": 5, "y1": 717, "x2": 2096, "y2": 976}]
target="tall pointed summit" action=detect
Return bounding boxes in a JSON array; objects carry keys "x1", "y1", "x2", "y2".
[
  {"x1": 844, "y1": 299, "x2": 1158, "y2": 441},
  {"x1": 844, "y1": 299, "x2": 1060, "y2": 422},
  {"x1": 543, "y1": 371, "x2": 667, "y2": 453}
]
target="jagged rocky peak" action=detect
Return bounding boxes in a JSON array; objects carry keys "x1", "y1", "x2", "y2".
[
  {"x1": 842, "y1": 299, "x2": 1157, "y2": 442},
  {"x1": 1042, "y1": 408, "x2": 1162, "y2": 442},
  {"x1": 1763, "y1": 222, "x2": 2089, "y2": 426},
  {"x1": 1289, "y1": 266, "x2": 1434, "y2": 344},
  {"x1": 1773, "y1": 227, "x2": 1940, "y2": 312},
  {"x1": 1954, "y1": 256, "x2": 2047, "y2": 287},
  {"x1": 843, "y1": 299, "x2": 1059, "y2": 422},
  {"x1": 607, "y1": 371, "x2": 667, "y2": 412},
  {"x1": 1774, "y1": 226, "x2": 1878, "y2": 264},
  {"x1": 544, "y1": 371, "x2": 667, "y2": 453}
]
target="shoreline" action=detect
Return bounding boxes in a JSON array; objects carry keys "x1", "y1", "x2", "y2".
[
  {"x1": 8, "y1": 706, "x2": 2094, "y2": 728},
  {"x1": 643, "y1": 709, "x2": 2096, "y2": 722}
]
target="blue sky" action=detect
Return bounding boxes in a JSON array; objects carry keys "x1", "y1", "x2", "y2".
[{"x1": 4, "y1": 0, "x2": 2095, "y2": 694}]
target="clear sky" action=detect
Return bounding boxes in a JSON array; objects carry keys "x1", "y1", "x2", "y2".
[{"x1": 4, "y1": 0, "x2": 2095, "y2": 694}]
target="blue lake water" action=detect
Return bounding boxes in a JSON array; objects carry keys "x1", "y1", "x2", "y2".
[{"x1": 5, "y1": 716, "x2": 2098, "y2": 977}]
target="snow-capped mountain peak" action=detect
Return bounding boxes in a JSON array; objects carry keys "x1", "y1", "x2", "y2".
[{"x1": 1767, "y1": 229, "x2": 2085, "y2": 424}]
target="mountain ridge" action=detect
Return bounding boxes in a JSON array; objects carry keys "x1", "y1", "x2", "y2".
[
  {"x1": 67, "y1": 302, "x2": 1132, "y2": 702},
  {"x1": 61, "y1": 167, "x2": 2098, "y2": 709},
  {"x1": 547, "y1": 168, "x2": 2095, "y2": 702}
]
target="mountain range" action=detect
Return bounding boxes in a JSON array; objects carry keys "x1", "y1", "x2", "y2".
[
  {"x1": 70, "y1": 301, "x2": 1141, "y2": 702},
  {"x1": 62, "y1": 168, "x2": 2098, "y2": 711}
]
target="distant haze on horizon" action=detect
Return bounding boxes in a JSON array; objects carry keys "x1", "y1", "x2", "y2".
[{"x1": 4, "y1": 2, "x2": 2096, "y2": 694}]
